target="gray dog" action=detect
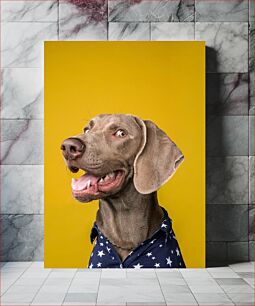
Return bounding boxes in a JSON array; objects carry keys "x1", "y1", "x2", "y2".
[{"x1": 61, "y1": 114, "x2": 186, "y2": 268}]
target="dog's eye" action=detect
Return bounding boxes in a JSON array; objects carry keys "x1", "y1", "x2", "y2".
[{"x1": 115, "y1": 129, "x2": 126, "y2": 138}]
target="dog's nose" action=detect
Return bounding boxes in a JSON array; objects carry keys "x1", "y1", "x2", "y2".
[{"x1": 61, "y1": 138, "x2": 85, "y2": 160}]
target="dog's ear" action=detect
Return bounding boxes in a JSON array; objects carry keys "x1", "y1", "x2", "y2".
[{"x1": 133, "y1": 118, "x2": 184, "y2": 194}]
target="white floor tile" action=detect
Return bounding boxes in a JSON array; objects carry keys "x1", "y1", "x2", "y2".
[
  {"x1": 189, "y1": 284, "x2": 224, "y2": 293},
  {"x1": 193, "y1": 292, "x2": 234, "y2": 305},
  {"x1": 2, "y1": 262, "x2": 32, "y2": 268},
  {"x1": 207, "y1": 267, "x2": 240, "y2": 278},
  {"x1": 180, "y1": 268, "x2": 212, "y2": 278},
  {"x1": 101, "y1": 268, "x2": 126, "y2": 278},
  {"x1": 75, "y1": 271, "x2": 101, "y2": 279},
  {"x1": 31, "y1": 291, "x2": 66, "y2": 305},
  {"x1": 1, "y1": 291, "x2": 36, "y2": 303},
  {"x1": 163, "y1": 293, "x2": 198, "y2": 305},
  {"x1": 229, "y1": 262, "x2": 254, "y2": 272},
  {"x1": 227, "y1": 292, "x2": 255, "y2": 305},
  {"x1": 243, "y1": 277, "x2": 255, "y2": 288},
  {"x1": 220, "y1": 284, "x2": 254, "y2": 293}
]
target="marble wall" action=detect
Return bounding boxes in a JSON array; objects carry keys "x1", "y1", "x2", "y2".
[{"x1": 0, "y1": 0, "x2": 254, "y2": 265}]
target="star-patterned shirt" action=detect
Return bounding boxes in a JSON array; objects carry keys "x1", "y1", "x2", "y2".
[{"x1": 88, "y1": 207, "x2": 186, "y2": 269}]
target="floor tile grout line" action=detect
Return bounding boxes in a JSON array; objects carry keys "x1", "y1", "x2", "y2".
[
  {"x1": 178, "y1": 269, "x2": 200, "y2": 305},
  {"x1": 61, "y1": 268, "x2": 78, "y2": 305},
  {"x1": 29, "y1": 265, "x2": 53, "y2": 305},
  {"x1": 1, "y1": 261, "x2": 33, "y2": 297},
  {"x1": 154, "y1": 269, "x2": 167, "y2": 305},
  {"x1": 95, "y1": 269, "x2": 102, "y2": 305},
  {"x1": 95, "y1": 268, "x2": 102, "y2": 305}
]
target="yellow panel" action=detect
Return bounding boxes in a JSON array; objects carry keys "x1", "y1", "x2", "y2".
[{"x1": 44, "y1": 41, "x2": 205, "y2": 268}]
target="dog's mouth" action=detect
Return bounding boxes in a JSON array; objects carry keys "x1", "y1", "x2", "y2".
[{"x1": 71, "y1": 169, "x2": 126, "y2": 202}]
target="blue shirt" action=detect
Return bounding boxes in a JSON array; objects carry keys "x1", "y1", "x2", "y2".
[{"x1": 88, "y1": 207, "x2": 186, "y2": 269}]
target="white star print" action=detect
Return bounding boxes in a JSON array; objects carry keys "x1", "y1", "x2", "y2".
[
  {"x1": 129, "y1": 251, "x2": 133, "y2": 255},
  {"x1": 106, "y1": 247, "x2": 111, "y2": 253},
  {"x1": 89, "y1": 263, "x2": 93, "y2": 269},
  {"x1": 154, "y1": 263, "x2": 160, "y2": 268},
  {"x1": 166, "y1": 256, "x2": 172, "y2": 266},
  {"x1": 112, "y1": 256, "x2": 115, "y2": 260},
  {"x1": 97, "y1": 250, "x2": 105, "y2": 258},
  {"x1": 120, "y1": 264, "x2": 123, "y2": 268},
  {"x1": 146, "y1": 252, "x2": 152, "y2": 257},
  {"x1": 161, "y1": 224, "x2": 167, "y2": 228},
  {"x1": 133, "y1": 263, "x2": 143, "y2": 269},
  {"x1": 152, "y1": 257, "x2": 156, "y2": 260},
  {"x1": 176, "y1": 248, "x2": 180, "y2": 256},
  {"x1": 106, "y1": 241, "x2": 109, "y2": 244},
  {"x1": 159, "y1": 244, "x2": 163, "y2": 248},
  {"x1": 97, "y1": 262, "x2": 102, "y2": 267},
  {"x1": 100, "y1": 235, "x2": 103, "y2": 239},
  {"x1": 90, "y1": 252, "x2": 93, "y2": 257},
  {"x1": 100, "y1": 243, "x2": 104, "y2": 246},
  {"x1": 171, "y1": 250, "x2": 173, "y2": 254},
  {"x1": 150, "y1": 239, "x2": 156, "y2": 244}
]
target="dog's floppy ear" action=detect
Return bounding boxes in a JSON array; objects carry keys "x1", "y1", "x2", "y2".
[{"x1": 133, "y1": 118, "x2": 184, "y2": 194}]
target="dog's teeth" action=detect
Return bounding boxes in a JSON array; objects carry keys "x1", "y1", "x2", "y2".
[
  {"x1": 99, "y1": 178, "x2": 104, "y2": 183},
  {"x1": 86, "y1": 180, "x2": 91, "y2": 189},
  {"x1": 108, "y1": 172, "x2": 115, "y2": 178},
  {"x1": 104, "y1": 174, "x2": 110, "y2": 181}
]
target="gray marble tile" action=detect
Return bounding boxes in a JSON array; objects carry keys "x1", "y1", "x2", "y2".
[
  {"x1": 227, "y1": 242, "x2": 249, "y2": 263},
  {"x1": 206, "y1": 73, "x2": 249, "y2": 116},
  {"x1": 206, "y1": 242, "x2": 227, "y2": 267},
  {"x1": 249, "y1": 71, "x2": 254, "y2": 115},
  {"x1": 216, "y1": 278, "x2": 247, "y2": 286},
  {"x1": 108, "y1": 0, "x2": 195, "y2": 22},
  {"x1": 237, "y1": 272, "x2": 255, "y2": 278},
  {"x1": 207, "y1": 157, "x2": 249, "y2": 204},
  {"x1": 162, "y1": 293, "x2": 198, "y2": 305},
  {"x1": 249, "y1": 24, "x2": 254, "y2": 72},
  {"x1": 227, "y1": 292, "x2": 254, "y2": 305},
  {"x1": 1, "y1": 165, "x2": 43, "y2": 214},
  {"x1": 249, "y1": 156, "x2": 254, "y2": 205},
  {"x1": 249, "y1": 241, "x2": 254, "y2": 261},
  {"x1": 64, "y1": 293, "x2": 97, "y2": 303},
  {"x1": 109, "y1": 22, "x2": 150, "y2": 40},
  {"x1": 207, "y1": 205, "x2": 249, "y2": 242},
  {"x1": 1, "y1": 22, "x2": 58, "y2": 68},
  {"x1": 151, "y1": 22, "x2": 194, "y2": 40},
  {"x1": 196, "y1": 0, "x2": 248, "y2": 22},
  {"x1": 0, "y1": 214, "x2": 43, "y2": 261},
  {"x1": 195, "y1": 22, "x2": 248, "y2": 73},
  {"x1": 1, "y1": 68, "x2": 43, "y2": 119},
  {"x1": 249, "y1": 116, "x2": 254, "y2": 155},
  {"x1": 1, "y1": 119, "x2": 43, "y2": 165},
  {"x1": 249, "y1": 204, "x2": 254, "y2": 240},
  {"x1": 250, "y1": 0, "x2": 254, "y2": 21},
  {"x1": 192, "y1": 293, "x2": 233, "y2": 305},
  {"x1": 1, "y1": 0, "x2": 58, "y2": 22},
  {"x1": 59, "y1": 1, "x2": 107, "y2": 40},
  {"x1": 207, "y1": 116, "x2": 248, "y2": 156},
  {"x1": 249, "y1": 25, "x2": 254, "y2": 114}
]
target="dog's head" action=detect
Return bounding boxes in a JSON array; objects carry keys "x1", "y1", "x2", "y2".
[{"x1": 61, "y1": 114, "x2": 184, "y2": 202}]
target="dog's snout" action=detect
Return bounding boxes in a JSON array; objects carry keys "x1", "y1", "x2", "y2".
[{"x1": 61, "y1": 138, "x2": 85, "y2": 160}]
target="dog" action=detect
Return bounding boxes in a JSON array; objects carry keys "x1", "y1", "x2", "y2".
[{"x1": 61, "y1": 114, "x2": 185, "y2": 268}]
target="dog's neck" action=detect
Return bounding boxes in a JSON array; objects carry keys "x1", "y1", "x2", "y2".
[{"x1": 96, "y1": 182, "x2": 164, "y2": 260}]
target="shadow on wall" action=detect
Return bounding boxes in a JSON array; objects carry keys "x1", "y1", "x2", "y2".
[{"x1": 205, "y1": 47, "x2": 249, "y2": 267}]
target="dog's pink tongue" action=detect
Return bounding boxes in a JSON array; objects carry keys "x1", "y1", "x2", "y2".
[{"x1": 72, "y1": 173, "x2": 98, "y2": 191}]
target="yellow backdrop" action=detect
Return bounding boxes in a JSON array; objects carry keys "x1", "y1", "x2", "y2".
[{"x1": 44, "y1": 41, "x2": 205, "y2": 268}]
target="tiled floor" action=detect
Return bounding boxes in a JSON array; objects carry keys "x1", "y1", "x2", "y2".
[{"x1": 0, "y1": 262, "x2": 254, "y2": 305}]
